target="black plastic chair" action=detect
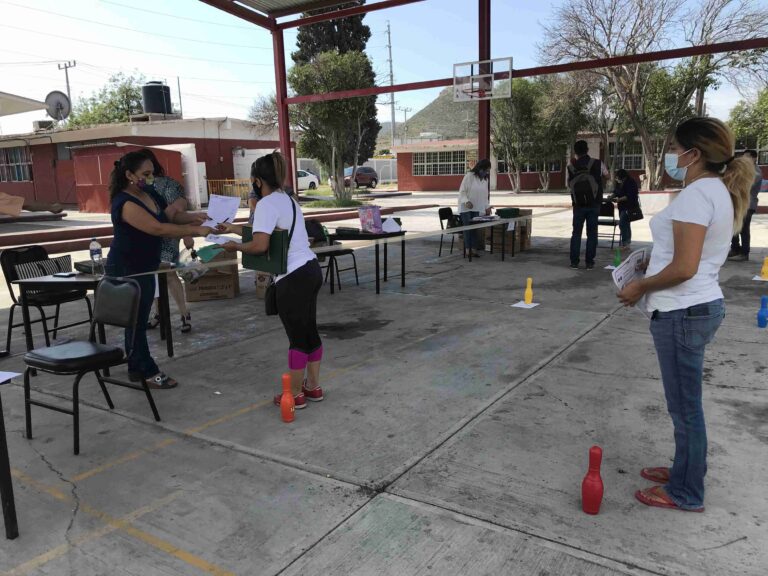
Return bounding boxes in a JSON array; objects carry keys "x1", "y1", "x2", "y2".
[
  {"x1": 322, "y1": 242, "x2": 359, "y2": 291},
  {"x1": 23, "y1": 277, "x2": 161, "y2": 455},
  {"x1": 438, "y1": 207, "x2": 464, "y2": 257},
  {"x1": 1, "y1": 246, "x2": 92, "y2": 353},
  {"x1": 597, "y1": 201, "x2": 618, "y2": 249}
]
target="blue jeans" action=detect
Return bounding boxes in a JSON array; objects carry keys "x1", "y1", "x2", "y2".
[
  {"x1": 105, "y1": 262, "x2": 160, "y2": 378},
  {"x1": 569, "y1": 206, "x2": 599, "y2": 265},
  {"x1": 649, "y1": 299, "x2": 724, "y2": 509},
  {"x1": 619, "y1": 209, "x2": 632, "y2": 247},
  {"x1": 460, "y1": 211, "x2": 481, "y2": 250}
]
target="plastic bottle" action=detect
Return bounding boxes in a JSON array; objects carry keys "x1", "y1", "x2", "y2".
[
  {"x1": 613, "y1": 248, "x2": 622, "y2": 267},
  {"x1": 89, "y1": 238, "x2": 103, "y2": 276},
  {"x1": 524, "y1": 277, "x2": 533, "y2": 305},
  {"x1": 581, "y1": 445, "x2": 604, "y2": 515},
  {"x1": 758, "y1": 296, "x2": 768, "y2": 329},
  {"x1": 280, "y1": 373, "x2": 295, "y2": 423}
]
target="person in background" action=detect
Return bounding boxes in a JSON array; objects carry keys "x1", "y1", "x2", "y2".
[
  {"x1": 220, "y1": 152, "x2": 323, "y2": 411},
  {"x1": 609, "y1": 169, "x2": 640, "y2": 251},
  {"x1": 138, "y1": 149, "x2": 199, "y2": 333},
  {"x1": 458, "y1": 158, "x2": 492, "y2": 257},
  {"x1": 728, "y1": 149, "x2": 762, "y2": 262},
  {"x1": 106, "y1": 151, "x2": 212, "y2": 389},
  {"x1": 618, "y1": 117, "x2": 753, "y2": 512},
  {"x1": 567, "y1": 140, "x2": 605, "y2": 269},
  {"x1": 0, "y1": 193, "x2": 63, "y2": 217}
]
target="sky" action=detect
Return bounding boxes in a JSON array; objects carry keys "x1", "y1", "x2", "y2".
[{"x1": 0, "y1": 0, "x2": 744, "y2": 136}]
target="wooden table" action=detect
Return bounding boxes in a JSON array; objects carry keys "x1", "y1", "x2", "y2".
[
  {"x1": 12, "y1": 273, "x2": 174, "y2": 358},
  {"x1": 327, "y1": 231, "x2": 406, "y2": 295},
  {"x1": 0, "y1": 376, "x2": 18, "y2": 539}
]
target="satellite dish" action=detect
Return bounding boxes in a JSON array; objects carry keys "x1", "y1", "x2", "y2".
[{"x1": 45, "y1": 90, "x2": 71, "y2": 120}]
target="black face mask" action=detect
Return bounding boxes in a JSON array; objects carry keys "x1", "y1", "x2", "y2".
[{"x1": 252, "y1": 180, "x2": 262, "y2": 200}]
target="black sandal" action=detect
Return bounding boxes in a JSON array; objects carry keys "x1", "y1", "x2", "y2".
[
  {"x1": 180, "y1": 313, "x2": 191, "y2": 333},
  {"x1": 146, "y1": 373, "x2": 178, "y2": 389},
  {"x1": 147, "y1": 313, "x2": 161, "y2": 330}
]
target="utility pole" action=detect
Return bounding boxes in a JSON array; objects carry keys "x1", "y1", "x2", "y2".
[
  {"x1": 177, "y1": 76, "x2": 184, "y2": 118},
  {"x1": 57, "y1": 60, "x2": 76, "y2": 102},
  {"x1": 385, "y1": 21, "x2": 396, "y2": 149},
  {"x1": 398, "y1": 106, "x2": 411, "y2": 144}
]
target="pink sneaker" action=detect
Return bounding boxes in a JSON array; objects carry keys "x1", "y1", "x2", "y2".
[
  {"x1": 302, "y1": 381, "x2": 324, "y2": 402},
  {"x1": 273, "y1": 392, "x2": 307, "y2": 409}
]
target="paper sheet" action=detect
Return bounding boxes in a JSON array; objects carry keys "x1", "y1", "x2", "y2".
[
  {"x1": 205, "y1": 234, "x2": 240, "y2": 246},
  {"x1": 752, "y1": 276, "x2": 768, "y2": 282},
  {"x1": 511, "y1": 301, "x2": 539, "y2": 309},
  {"x1": 203, "y1": 194, "x2": 240, "y2": 227},
  {"x1": 0, "y1": 371, "x2": 21, "y2": 384},
  {"x1": 604, "y1": 265, "x2": 616, "y2": 270},
  {"x1": 612, "y1": 248, "x2": 647, "y2": 291},
  {"x1": 507, "y1": 221, "x2": 516, "y2": 231},
  {"x1": 382, "y1": 218, "x2": 401, "y2": 233}
]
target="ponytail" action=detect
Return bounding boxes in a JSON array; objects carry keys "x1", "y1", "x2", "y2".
[
  {"x1": 251, "y1": 151, "x2": 287, "y2": 190},
  {"x1": 722, "y1": 156, "x2": 754, "y2": 233}
]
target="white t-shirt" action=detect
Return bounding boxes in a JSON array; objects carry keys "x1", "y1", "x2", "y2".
[
  {"x1": 251, "y1": 191, "x2": 316, "y2": 282},
  {"x1": 645, "y1": 178, "x2": 733, "y2": 312},
  {"x1": 458, "y1": 172, "x2": 490, "y2": 214}
]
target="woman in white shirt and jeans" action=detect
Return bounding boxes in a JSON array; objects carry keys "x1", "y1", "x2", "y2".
[
  {"x1": 618, "y1": 117, "x2": 754, "y2": 512},
  {"x1": 222, "y1": 153, "x2": 323, "y2": 411},
  {"x1": 458, "y1": 159, "x2": 492, "y2": 257}
]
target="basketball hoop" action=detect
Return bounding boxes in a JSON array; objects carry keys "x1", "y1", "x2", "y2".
[{"x1": 453, "y1": 57, "x2": 512, "y2": 102}]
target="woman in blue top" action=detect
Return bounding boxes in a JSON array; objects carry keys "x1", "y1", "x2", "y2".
[{"x1": 106, "y1": 151, "x2": 212, "y2": 389}]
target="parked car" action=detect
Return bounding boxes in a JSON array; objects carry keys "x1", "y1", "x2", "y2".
[
  {"x1": 297, "y1": 169, "x2": 319, "y2": 190},
  {"x1": 344, "y1": 166, "x2": 379, "y2": 189}
]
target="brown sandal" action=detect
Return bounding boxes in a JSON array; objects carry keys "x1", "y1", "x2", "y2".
[{"x1": 640, "y1": 467, "x2": 670, "y2": 484}]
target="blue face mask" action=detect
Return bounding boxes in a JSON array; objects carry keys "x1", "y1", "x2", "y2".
[{"x1": 664, "y1": 149, "x2": 694, "y2": 182}]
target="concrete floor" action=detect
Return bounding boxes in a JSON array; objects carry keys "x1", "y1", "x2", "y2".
[{"x1": 0, "y1": 199, "x2": 767, "y2": 576}]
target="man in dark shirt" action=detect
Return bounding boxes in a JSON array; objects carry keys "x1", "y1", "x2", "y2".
[{"x1": 567, "y1": 140, "x2": 605, "y2": 269}]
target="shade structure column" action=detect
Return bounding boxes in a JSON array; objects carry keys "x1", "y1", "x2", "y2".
[
  {"x1": 272, "y1": 26, "x2": 295, "y2": 191},
  {"x1": 478, "y1": 0, "x2": 491, "y2": 199}
]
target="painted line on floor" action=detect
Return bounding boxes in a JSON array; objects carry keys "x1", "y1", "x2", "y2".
[{"x1": 8, "y1": 469, "x2": 234, "y2": 576}]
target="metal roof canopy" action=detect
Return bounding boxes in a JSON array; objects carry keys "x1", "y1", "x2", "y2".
[
  {"x1": 0, "y1": 91, "x2": 46, "y2": 117},
  {"x1": 200, "y1": 0, "x2": 768, "y2": 189}
]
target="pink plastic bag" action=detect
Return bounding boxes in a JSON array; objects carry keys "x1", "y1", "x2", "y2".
[{"x1": 358, "y1": 205, "x2": 383, "y2": 233}]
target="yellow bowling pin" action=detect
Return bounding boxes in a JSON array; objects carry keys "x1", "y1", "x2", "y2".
[
  {"x1": 762, "y1": 256, "x2": 768, "y2": 280},
  {"x1": 524, "y1": 277, "x2": 533, "y2": 304}
]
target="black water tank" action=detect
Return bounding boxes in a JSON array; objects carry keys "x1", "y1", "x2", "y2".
[{"x1": 141, "y1": 81, "x2": 172, "y2": 114}]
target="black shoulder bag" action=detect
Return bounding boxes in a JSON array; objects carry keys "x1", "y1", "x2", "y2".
[{"x1": 265, "y1": 196, "x2": 297, "y2": 316}]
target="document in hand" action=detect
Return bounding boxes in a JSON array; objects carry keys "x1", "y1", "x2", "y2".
[
  {"x1": 205, "y1": 234, "x2": 240, "y2": 246},
  {"x1": 612, "y1": 248, "x2": 650, "y2": 317},
  {"x1": 203, "y1": 195, "x2": 240, "y2": 228}
]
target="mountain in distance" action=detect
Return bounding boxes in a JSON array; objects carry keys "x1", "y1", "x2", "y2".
[{"x1": 376, "y1": 87, "x2": 479, "y2": 151}]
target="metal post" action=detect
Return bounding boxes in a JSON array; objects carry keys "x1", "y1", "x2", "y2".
[
  {"x1": 478, "y1": 0, "x2": 491, "y2": 183},
  {"x1": 58, "y1": 61, "x2": 76, "y2": 102},
  {"x1": 0, "y1": 386, "x2": 19, "y2": 539},
  {"x1": 272, "y1": 26, "x2": 295, "y2": 191},
  {"x1": 177, "y1": 76, "x2": 184, "y2": 118},
  {"x1": 386, "y1": 21, "x2": 396, "y2": 148}
]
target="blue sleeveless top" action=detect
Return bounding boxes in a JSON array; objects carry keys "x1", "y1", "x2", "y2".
[{"x1": 107, "y1": 189, "x2": 168, "y2": 275}]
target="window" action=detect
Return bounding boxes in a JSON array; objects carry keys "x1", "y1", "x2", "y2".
[
  {"x1": 412, "y1": 150, "x2": 468, "y2": 176},
  {"x1": 497, "y1": 160, "x2": 561, "y2": 173},
  {"x1": 297, "y1": 170, "x2": 307, "y2": 177},
  {"x1": 608, "y1": 141, "x2": 644, "y2": 171},
  {"x1": 0, "y1": 146, "x2": 33, "y2": 182},
  {"x1": 758, "y1": 150, "x2": 768, "y2": 166}
]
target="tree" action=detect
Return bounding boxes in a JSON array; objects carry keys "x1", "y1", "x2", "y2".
[
  {"x1": 541, "y1": 0, "x2": 768, "y2": 189},
  {"x1": 289, "y1": 51, "x2": 377, "y2": 200},
  {"x1": 729, "y1": 88, "x2": 768, "y2": 148},
  {"x1": 289, "y1": 1, "x2": 380, "y2": 198},
  {"x1": 68, "y1": 73, "x2": 145, "y2": 127}
]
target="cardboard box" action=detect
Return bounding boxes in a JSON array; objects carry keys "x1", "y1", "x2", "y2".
[
  {"x1": 254, "y1": 272, "x2": 272, "y2": 299},
  {"x1": 185, "y1": 250, "x2": 240, "y2": 302}
]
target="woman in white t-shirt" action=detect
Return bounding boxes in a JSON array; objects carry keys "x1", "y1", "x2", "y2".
[
  {"x1": 222, "y1": 153, "x2": 323, "y2": 412},
  {"x1": 618, "y1": 117, "x2": 754, "y2": 512},
  {"x1": 458, "y1": 159, "x2": 492, "y2": 257}
]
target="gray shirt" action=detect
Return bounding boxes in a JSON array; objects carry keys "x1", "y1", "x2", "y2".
[{"x1": 750, "y1": 166, "x2": 762, "y2": 212}]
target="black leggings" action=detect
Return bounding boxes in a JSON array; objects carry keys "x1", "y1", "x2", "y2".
[{"x1": 276, "y1": 259, "x2": 323, "y2": 354}]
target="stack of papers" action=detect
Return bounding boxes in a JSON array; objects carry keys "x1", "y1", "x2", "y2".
[{"x1": 202, "y1": 195, "x2": 240, "y2": 228}]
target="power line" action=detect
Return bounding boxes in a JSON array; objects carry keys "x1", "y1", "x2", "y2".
[
  {"x1": 100, "y1": 0, "x2": 256, "y2": 30},
  {"x1": 0, "y1": 23, "x2": 273, "y2": 67},
  {"x1": 0, "y1": 0, "x2": 271, "y2": 50}
]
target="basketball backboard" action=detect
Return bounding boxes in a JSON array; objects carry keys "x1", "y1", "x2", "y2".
[{"x1": 453, "y1": 57, "x2": 512, "y2": 102}]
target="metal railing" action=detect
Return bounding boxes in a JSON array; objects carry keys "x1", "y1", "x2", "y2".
[{"x1": 206, "y1": 179, "x2": 250, "y2": 206}]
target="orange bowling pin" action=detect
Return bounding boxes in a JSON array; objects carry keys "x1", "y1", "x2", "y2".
[
  {"x1": 280, "y1": 373, "x2": 295, "y2": 423},
  {"x1": 761, "y1": 256, "x2": 768, "y2": 280},
  {"x1": 524, "y1": 277, "x2": 533, "y2": 305}
]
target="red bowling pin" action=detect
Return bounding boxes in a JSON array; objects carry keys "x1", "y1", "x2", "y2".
[
  {"x1": 280, "y1": 373, "x2": 295, "y2": 423},
  {"x1": 581, "y1": 445, "x2": 604, "y2": 515}
]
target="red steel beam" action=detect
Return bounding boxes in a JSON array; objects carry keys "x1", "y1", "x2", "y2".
[
  {"x1": 478, "y1": 0, "x2": 491, "y2": 164},
  {"x1": 198, "y1": 0, "x2": 275, "y2": 29},
  {"x1": 277, "y1": 0, "x2": 425, "y2": 30},
  {"x1": 286, "y1": 37, "x2": 768, "y2": 105},
  {"x1": 270, "y1": 0, "x2": 355, "y2": 18},
  {"x1": 272, "y1": 27, "x2": 295, "y2": 191}
]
